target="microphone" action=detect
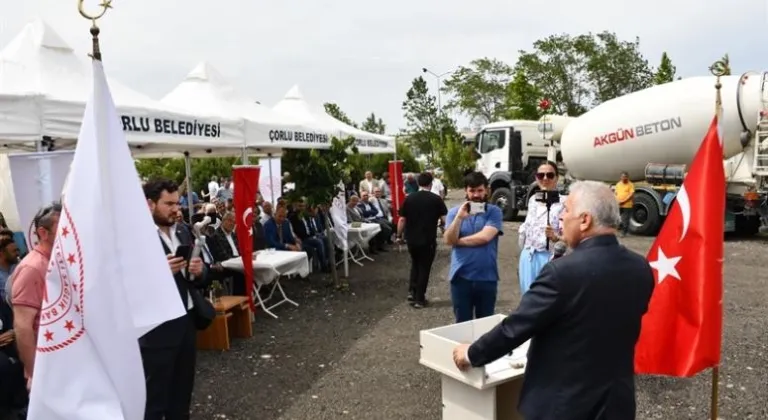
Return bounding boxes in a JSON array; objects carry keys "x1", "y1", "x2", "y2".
[
  {"x1": 189, "y1": 216, "x2": 211, "y2": 282},
  {"x1": 193, "y1": 216, "x2": 212, "y2": 238},
  {"x1": 552, "y1": 241, "x2": 567, "y2": 260}
]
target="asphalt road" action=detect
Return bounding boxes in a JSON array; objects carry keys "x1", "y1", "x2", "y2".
[{"x1": 190, "y1": 191, "x2": 768, "y2": 420}]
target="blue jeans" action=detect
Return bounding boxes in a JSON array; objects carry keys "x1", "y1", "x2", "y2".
[{"x1": 450, "y1": 277, "x2": 498, "y2": 323}]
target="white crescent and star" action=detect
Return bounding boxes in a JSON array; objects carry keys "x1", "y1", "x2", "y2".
[
  {"x1": 649, "y1": 247, "x2": 682, "y2": 284},
  {"x1": 676, "y1": 185, "x2": 691, "y2": 242},
  {"x1": 242, "y1": 207, "x2": 253, "y2": 236}
]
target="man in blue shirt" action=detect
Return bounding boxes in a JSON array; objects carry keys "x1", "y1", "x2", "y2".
[{"x1": 444, "y1": 172, "x2": 503, "y2": 323}]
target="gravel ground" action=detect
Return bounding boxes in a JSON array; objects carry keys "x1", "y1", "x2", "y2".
[{"x1": 189, "y1": 191, "x2": 768, "y2": 420}]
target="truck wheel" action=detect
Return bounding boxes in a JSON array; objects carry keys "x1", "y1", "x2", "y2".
[
  {"x1": 629, "y1": 194, "x2": 662, "y2": 236},
  {"x1": 490, "y1": 187, "x2": 518, "y2": 221},
  {"x1": 734, "y1": 215, "x2": 760, "y2": 236}
]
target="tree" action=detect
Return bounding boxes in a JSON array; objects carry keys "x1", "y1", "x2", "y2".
[
  {"x1": 441, "y1": 58, "x2": 514, "y2": 125},
  {"x1": 401, "y1": 76, "x2": 442, "y2": 164},
  {"x1": 513, "y1": 32, "x2": 653, "y2": 116},
  {"x1": 504, "y1": 67, "x2": 544, "y2": 120},
  {"x1": 360, "y1": 112, "x2": 386, "y2": 134},
  {"x1": 281, "y1": 137, "x2": 358, "y2": 289},
  {"x1": 653, "y1": 52, "x2": 677, "y2": 84},
  {"x1": 584, "y1": 32, "x2": 654, "y2": 103},
  {"x1": 135, "y1": 157, "x2": 239, "y2": 194},
  {"x1": 324, "y1": 103, "x2": 358, "y2": 128},
  {"x1": 435, "y1": 125, "x2": 476, "y2": 188}
]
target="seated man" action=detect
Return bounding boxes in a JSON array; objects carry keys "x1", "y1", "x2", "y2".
[
  {"x1": 347, "y1": 196, "x2": 386, "y2": 254},
  {"x1": 289, "y1": 200, "x2": 329, "y2": 272},
  {"x1": 206, "y1": 211, "x2": 246, "y2": 296},
  {"x1": 0, "y1": 299, "x2": 27, "y2": 416},
  {"x1": 251, "y1": 206, "x2": 267, "y2": 252},
  {"x1": 357, "y1": 192, "x2": 392, "y2": 248},
  {"x1": 264, "y1": 206, "x2": 302, "y2": 252}
]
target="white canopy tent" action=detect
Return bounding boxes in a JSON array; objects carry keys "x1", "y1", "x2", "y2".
[
  {"x1": 0, "y1": 19, "x2": 245, "y2": 157},
  {"x1": 272, "y1": 85, "x2": 395, "y2": 154},
  {"x1": 162, "y1": 61, "x2": 332, "y2": 154}
]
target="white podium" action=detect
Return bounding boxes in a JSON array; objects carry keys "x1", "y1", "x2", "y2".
[{"x1": 420, "y1": 314, "x2": 528, "y2": 420}]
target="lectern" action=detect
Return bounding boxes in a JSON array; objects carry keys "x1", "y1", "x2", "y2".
[{"x1": 420, "y1": 314, "x2": 529, "y2": 420}]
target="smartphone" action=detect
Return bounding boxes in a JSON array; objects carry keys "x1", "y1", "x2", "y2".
[
  {"x1": 174, "y1": 244, "x2": 191, "y2": 261},
  {"x1": 469, "y1": 202, "x2": 485, "y2": 215}
]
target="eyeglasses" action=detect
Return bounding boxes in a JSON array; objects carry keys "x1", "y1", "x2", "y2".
[{"x1": 536, "y1": 172, "x2": 556, "y2": 180}]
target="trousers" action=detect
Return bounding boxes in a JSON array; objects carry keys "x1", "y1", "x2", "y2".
[
  {"x1": 408, "y1": 242, "x2": 437, "y2": 302},
  {"x1": 450, "y1": 277, "x2": 498, "y2": 323}
]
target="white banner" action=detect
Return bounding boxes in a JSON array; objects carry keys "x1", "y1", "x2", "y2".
[
  {"x1": 6, "y1": 151, "x2": 75, "y2": 249},
  {"x1": 258, "y1": 157, "x2": 282, "y2": 206}
]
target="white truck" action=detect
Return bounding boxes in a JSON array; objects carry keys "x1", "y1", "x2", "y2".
[{"x1": 471, "y1": 72, "x2": 768, "y2": 235}]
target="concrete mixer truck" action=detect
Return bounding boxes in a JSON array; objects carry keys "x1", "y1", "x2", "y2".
[{"x1": 471, "y1": 72, "x2": 768, "y2": 236}]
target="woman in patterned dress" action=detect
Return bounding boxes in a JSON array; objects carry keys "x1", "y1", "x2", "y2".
[{"x1": 517, "y1": 161, "x2": 566, "y2": 294}]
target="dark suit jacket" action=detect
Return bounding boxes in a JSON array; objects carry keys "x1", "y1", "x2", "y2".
[
  {"x1": 289, "y1": 213, "x2": 312, "y2": 241},
  {"x1": 263, "y1": 218, "x2": 297, "y2": 250},
  {"x1": 346, "y1": 207, "x2": 363, "y2": 223},
  {"x1": 140, "y1": 223, "x2": 210, "y2": 349},
  {"x1": 252, "y1": 222, "x2": 266, "y2": 251},
  {"x1": 356, "y1": 202, "x2": 377, "y2": 219},
  {"x1": 468, "y1": 234, "x2": 654, "y2": 420},
  {"x1": 207, "y1": 227, "x2": 239, "y2": 262}
]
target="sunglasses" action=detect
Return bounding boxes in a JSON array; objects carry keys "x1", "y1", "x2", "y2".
[{"x1": 536, "y1": 172, "x2": 556, "y2": 180}]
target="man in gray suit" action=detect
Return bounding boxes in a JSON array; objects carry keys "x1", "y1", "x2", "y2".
[{"x1": 452, "y1": 180, "x2": 654, "y2": 420}]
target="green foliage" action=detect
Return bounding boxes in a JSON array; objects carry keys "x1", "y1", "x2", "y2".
[
  {"x1": 281, "y1": 137, "x2": 357, "y2": 206},
  {"x1": 653, "y1": 52, "x2": 677, "y2": 85},
  {"x1": 323, "y1": 102, "x2": 358, "y2": 128},
  {"x1": 435, "y1": 127, "x2": 476, "y2": 188},
  {"x1": 504, "y1": 68, "x2": 543, "y2": 120},
  {"x1": 134, "y1": 157, "x2": 240, "y2": 193},
  {"x1": 402, "y1": 76, "x2": 443, "y2": 164},
  {"x1": 441, "y1": 58, "x2": 514, "y2": 125},
  {"x1": 361, "y1": 112, "x2": 386, "y2": 134},
  {"x1": 511, "y1": 31, "x2": 653, "y2": 116}
]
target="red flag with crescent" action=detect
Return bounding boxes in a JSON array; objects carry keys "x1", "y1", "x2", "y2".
[
  {"x1": 233, "y1": 165, "x2": 261, "y2": 312},
  {"x1": 634, "y1": 115, "x2": 725, "y2": 377}
]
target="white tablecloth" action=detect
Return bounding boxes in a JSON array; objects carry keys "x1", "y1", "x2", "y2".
[
  {"x1": 221, "y1": 250, "x2": 310, "y2": 286},
  {"x1": 347, "y1": 223, "x2": 381, "y2": 248}
]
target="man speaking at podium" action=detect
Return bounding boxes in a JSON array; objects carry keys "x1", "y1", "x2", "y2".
[{"x1": 452, "y1": 181, "x2": 654, "y2": 420}]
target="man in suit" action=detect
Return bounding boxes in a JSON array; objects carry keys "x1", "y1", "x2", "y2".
[
  {"x1": 251, "y1": 205, "x2": 267, "y2": 252},
  {"x1": 143, "y1": 178, "x2": 210, "y2": 420},
  {"x1": 264, "y1": 206, "x2": 302, "y2": 252},
  {"x1": 452, "y1": 180, "x2": 655, "y2": 420},
  {"x1": 289, "y1": 199, "x2": 329, "y2": 272},
  {"x1": 358, "y1": 171, "x2": 380, "y2": 195},
  {"x1": 207, "y1": 211, "x2": 247, "y2": 295}
]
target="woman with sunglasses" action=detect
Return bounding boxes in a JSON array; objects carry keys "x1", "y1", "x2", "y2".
[{"x1": 517, "y1": 161, "x2": 565, "y2": 294}]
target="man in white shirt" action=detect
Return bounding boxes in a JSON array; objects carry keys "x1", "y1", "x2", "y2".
[
  {"x1": 430, "y1": 172, "x2": 446, "y2": 199},
  {"x1": 359, "y1": 171, "x2": 380, "y2": 195},
  {"x1": 206, "y1": 176, "x2": 220, "y2": 202}
]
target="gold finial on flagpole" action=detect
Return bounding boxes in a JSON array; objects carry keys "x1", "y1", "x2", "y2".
[
  {"x1": 709, "y1": 57, "x2": 730, "y2": 121},
  {"x1": 78, "y1": 0, "x2": 113, "y2": 61}
]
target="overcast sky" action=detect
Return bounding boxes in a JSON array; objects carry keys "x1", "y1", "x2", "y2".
[{"x1": 2, "y1": 0, "x2": 766, "y2": 133}]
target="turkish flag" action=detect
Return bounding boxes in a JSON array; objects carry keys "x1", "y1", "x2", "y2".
[
  {"x1": 634, "y1": 116, "x2": 725, "y2": 377},
  {"x1": 388, "y1": 160, "x2": 404, "y2": 225},
  {"x1": 233, "y1": 165, "x2": 261, "y2": 312}
]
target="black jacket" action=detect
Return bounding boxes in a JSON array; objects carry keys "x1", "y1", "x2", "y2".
[{"x1": 468, "y1": 234, "x2": 654, "y2": 420}]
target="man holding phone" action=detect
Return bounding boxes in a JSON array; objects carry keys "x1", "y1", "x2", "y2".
[
  {"x1": 443, "y1": 172, "x2": 503, "y2": 323},
  {"x1": 143, "y1": 178, "x2": 209, "y2": 420}
]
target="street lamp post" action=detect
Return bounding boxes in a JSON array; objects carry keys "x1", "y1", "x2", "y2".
[{"x1": 422, "y1": 67, "x2": 455, "y2": 167}]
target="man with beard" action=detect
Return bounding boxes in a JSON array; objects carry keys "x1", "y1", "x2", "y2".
[
  {"x1": 142, "y1": 179, "x2": 209, "y2": 420},
  {"x1": 443, "y1": 172, "x2": 503, "y2": 323}
]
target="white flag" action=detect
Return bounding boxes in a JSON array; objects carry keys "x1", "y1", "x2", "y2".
[{"x1": 27, "y1": 60, "x2": 187, "y2": 419}]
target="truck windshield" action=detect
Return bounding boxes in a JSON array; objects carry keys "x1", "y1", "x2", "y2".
[{"x1": 479, "y1": 130, "x2": 506, "y2": 153}]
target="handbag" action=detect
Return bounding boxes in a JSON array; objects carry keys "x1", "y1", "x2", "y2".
[{"x1": 189, "y1": 287, "x2": 216, "y2": 330}]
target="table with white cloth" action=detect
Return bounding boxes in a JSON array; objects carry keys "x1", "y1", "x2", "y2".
[
  {"x1": 222, "y1": 250, "x2": 309, "y2": 318},
  {"x1": 338, "y1": 222, "x2": 382, "y2": 277}
]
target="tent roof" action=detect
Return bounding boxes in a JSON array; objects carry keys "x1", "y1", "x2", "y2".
[
  {"x1": 0, "y1": 19, "x2": 244, "y2": 155},
  {"x1": 163, "y1": 61, "x2": 333, "y2": 150},
  {"x1": 273, "y1": 85, "x2": 394, "y2": 154}
]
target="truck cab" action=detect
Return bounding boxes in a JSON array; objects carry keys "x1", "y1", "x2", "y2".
[{"x1": 473, "y1": 120, "x2": 558, "y2": 220}]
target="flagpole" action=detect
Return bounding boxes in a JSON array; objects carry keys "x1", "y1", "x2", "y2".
[{"x1": 707, "y1": 56, "x2": 729, "y2": 420}]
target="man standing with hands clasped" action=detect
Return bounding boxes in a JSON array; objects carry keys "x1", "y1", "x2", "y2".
[
  {"x1": 451, "y1": 181, "x2": 654, "y2": 420},
  {"x1": 443, "y1": 171, "x2": 503, "y2": 323},
  {"x1": 396, "y1": 172, "x2": 448, "y2": 309}
]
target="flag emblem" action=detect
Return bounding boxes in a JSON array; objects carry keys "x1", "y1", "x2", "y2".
[{"x1": 38, "y1": 205, "x2": 85, "y2": 353}]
